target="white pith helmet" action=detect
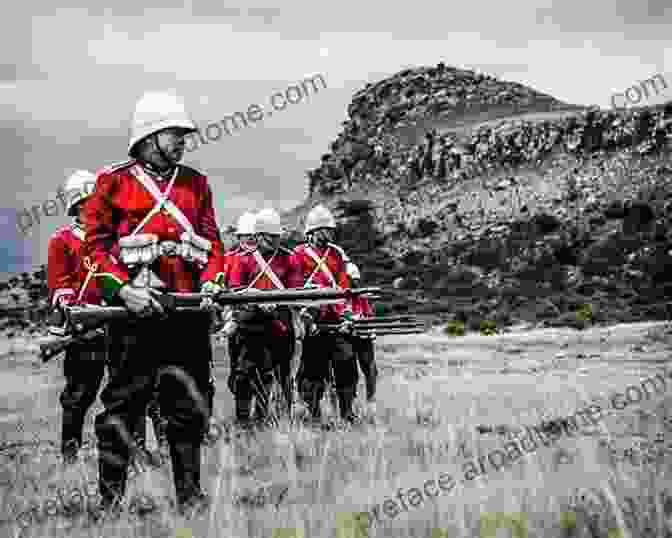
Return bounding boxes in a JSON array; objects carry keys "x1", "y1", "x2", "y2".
[
  {"x1": 304, "y1": 204, "x2": 336, "y2": 234},
  {"x1": 128, "y1": 91, "x2": 198, "y2": 156},
  {"x1": 235, "y1": 211, "x2": 256, "y2": 235},
  {"x1": 64, "y1": 169, "x2": 97, "y2": 216},
  {"x1": 255, "y1": 208, "x2": 283, "y2": 235}
]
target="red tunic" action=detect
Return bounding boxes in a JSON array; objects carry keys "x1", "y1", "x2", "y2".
[
  {"x1": 226, "y1": 247, "x2": 303, "y2": 290},
  {"x1": 82, "y1": 160, "x2": 224, "y2": 301},
  {"x1": 47, "y1": 224, "x2": 103, "y2": 306},
  {"x1": 222, "y1": 246, "x2": 242, "y2": 287},
  {"x1": 226, "y1": 247, "x2": 303, "y2": 335},
  {"x1": 292, "y1": 242, "x2": 352, "y2": 321}
]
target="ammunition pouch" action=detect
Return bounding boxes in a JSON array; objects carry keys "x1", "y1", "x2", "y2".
[{"x1": 118, "y1": 232, "x2": 211, "y2": 271}]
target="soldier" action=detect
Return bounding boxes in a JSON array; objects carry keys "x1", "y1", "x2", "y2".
[
  {"x1": 226, "y1": 209, "x2": 303, "y2": 426},
  {"x1": 225, "y1": 212, "x2": 257, "y2": 261},
  {"x1": 47, "y1": 170, "x2": 107, "y2": 464},
  {"x1": 293, "y1": 204, "x2": 359, "y2": 423},
  {"x1": 221, "y1": 211, "x2": 258, "y2": 408},
  {"x1": 345, "y1": 261, "x2": 378, "y2": 409},
  {"x1": 83, "y1": 91, "x2": 224, "y2": 514}
]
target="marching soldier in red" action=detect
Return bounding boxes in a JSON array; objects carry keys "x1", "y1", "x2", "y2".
[
  {"x1": 48, "y1": 170, "x2": 167, "y2": 466},
  {"x1": 293, "y1": 204, "x2": 359, "y2": 423},
  {"x1": 226, "y1": 209, "x2": 303, "y2": 426},
  {"x1": 220, "y1": 210, "x2": 257, "y2": 412},
  {"x1": 222, "y1": 211, "x2": 257, "y2": 279},
  {"x1": 48, "y1": 170, "x2": 107, "y2": 464},
  {"x1": 83, "y1": 91, "x2": 224, "y2": 514},
  {"x1": 346, "y1": 262, "x2": 378, "y2": 408}
]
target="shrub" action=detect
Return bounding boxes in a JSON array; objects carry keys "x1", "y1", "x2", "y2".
[
  {"x1": 575, "y1": 303, "x2": 593, "y2": 322},
  {"x1": 479, "y1": 319, "x2": 498, "y2": 335},
  {"x1": 416, "y1": 218, "x2": 439, "y2": 238},
  {"x1": 444, "y1": 320, "x2": 466, "y2": 336}
]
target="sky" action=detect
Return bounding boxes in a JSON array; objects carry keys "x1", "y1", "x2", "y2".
[{"x1": 1, "y1": 0, "x2": 671, "y2": 276}]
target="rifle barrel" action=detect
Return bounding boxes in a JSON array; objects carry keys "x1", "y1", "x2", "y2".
[
  {"x1": 318, "y1": 321, "x2": 426, "y2": 330},
  {"x1": 362, "y1": 328, "x2": 426, "y2": 336},
  {"x1": 170, "y1": 287, "x2": 381, "y2": 308}
]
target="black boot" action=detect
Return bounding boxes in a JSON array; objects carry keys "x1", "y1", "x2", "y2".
[
  {"x1": 98, "y1": 456, "x2": 128, "y2": 509},
  {"x1": 337, "y1": 386, "x2": 358, "y2": 423},
  {"x1": 61, "y1": 409, "x2": 85, "y2": 463},
  {"x1": 299, "y1": 379, "x2": 324, "y2": 421},
  {"x1": 234, "y1": 379, "x2": 255, "y2": 429},
  {"x1": 169, "y1": 440, "x2": 208, "y2": 514}
]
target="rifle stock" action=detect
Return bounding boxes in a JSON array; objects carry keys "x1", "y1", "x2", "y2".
[{"x1": 38, "y1": 328, "x2": 106, "y2": 363}]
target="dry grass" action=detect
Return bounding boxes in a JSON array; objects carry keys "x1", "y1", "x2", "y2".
[{"x1": 1, "y1": 322, "x2": 672, "y2": 537}]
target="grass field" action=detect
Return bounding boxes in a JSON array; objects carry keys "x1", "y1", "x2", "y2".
[{"x1": 1, "y1": 321, "x2": 672, "y2": 537}]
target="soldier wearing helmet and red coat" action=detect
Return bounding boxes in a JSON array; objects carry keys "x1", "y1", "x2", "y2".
[
  {"x1": 48, "y1": 170, "x2": 168, "y2": 466},
  {"x1": 47, "y1": 170, "x2": 107, "y2": 464},
  {"x1": 82, "y1": 91, "x2": 224, "y2": 514},
  {"x1": 225, "y1": 209, "x2": 303, "y2": 426},
  {"x1": 293, "y1": 204, "x2": 360, "y2": 423},
  {"x1": 345, "y1": 261, "x2": 378, "y2": 408}
]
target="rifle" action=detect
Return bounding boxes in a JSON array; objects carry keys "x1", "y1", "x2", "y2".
[
  {"x1": 316, "y1": 315, "x2": 429, "y2": 337},
  {"x1": 38, "y1": 328, "x2": 106, "y2": 363},
  {"x1": 63, "y1": 287, "x2": 379, "y2": 327},
  {"x1": 39, "y1": 287, "x2": 381, "y2": 361}
]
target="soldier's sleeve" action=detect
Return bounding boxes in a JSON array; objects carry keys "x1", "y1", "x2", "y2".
[
  {"x1": 197, "y1": 179, "x2": 226, "y2": 285},
  {"x1": 47, "y1": 233, "x2": 77, "y2": 306},
  {"x1": 361, "y1": 296, "x2": 375, "y2": 318},
  {"x1": 226, "y1": 254, "x2": 243, "y2": 289},
  {"x1": 82, "y1": 171, "x2": 130, "y2": 302},
  {"x1": 286, "y1": 252, "x2": 305, "y2": 289},
  {"x1": 337, "y1": 252, "x2": 356, "y2": 317}
]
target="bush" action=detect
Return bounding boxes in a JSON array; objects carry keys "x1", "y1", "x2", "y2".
[
  {"x1": 444, "y1": 320, "x2": 465, "y2": 336},
  {"x1": 531, "y1": 213, "x2": 561, "y2": 235},
  {"x1": 416, "y1": 218, "x2": 439, "y2": 238},
  {"x1": 479, "y1": 319, "x2": 498, "y2": 335},
  {"x1": 575, "y1": 303, "x2": 593, "y2": 322}
]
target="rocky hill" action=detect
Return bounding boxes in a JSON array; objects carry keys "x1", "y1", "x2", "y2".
[
  {"x1": 287, "y1": 64, "x2": 672, "y2": 331},
  {"x1": 3, "y1": 64, "x2": 672, "y2": 337}
]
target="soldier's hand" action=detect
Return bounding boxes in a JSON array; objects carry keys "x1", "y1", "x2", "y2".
[
  {"x1": 299, "y1": 308, "x2": 318, "y2": 336},
  {"x1": 337, "y1": 311, "x2": 355, "y2": 334},
  {"x1": 119, "y1": 285, "x2": 165, "y2": 317},
  {"x1": 338, "y1": 319, "x2": 354, "y2": 334},
  {"x1": 201, "y1": 281, "x2": 224, "y2": 310},
  {"x1": 220, "y1": 307, "x2": 238, "y2": 336}
]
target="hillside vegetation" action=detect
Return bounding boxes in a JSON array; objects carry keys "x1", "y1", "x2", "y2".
[{"x1": 286, "y1": 64, "x2": 672, "y2": 331}]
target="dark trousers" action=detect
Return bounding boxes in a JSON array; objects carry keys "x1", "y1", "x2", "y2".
[
  {"x1": 60, "y1": 341, "x2": 106, "y2": 455},
  {"x1": 95, "y1": 312, "x2": 212, "y2": 506},
  {"x1": 298, "y1": 333, "x2": 358, "y2": 419},
  {"x1": 274, "y1": 335, "x2": 295, "y2": 410},
  {"x1": 353, "y1": 337, "x2": 377, "y2": 401},
  {"x1": 131, "y1": 385, "x2": 168, "y2": 449},
  {"x1": 228, "y1": 329, "x2": 290, "y2": 422}
]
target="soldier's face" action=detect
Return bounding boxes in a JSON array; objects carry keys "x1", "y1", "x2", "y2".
[
  {"x1": 256, "y1": 233, "x2": 279, "y2": 252},
  {"x1": 237, "y1": 234, "x2": 256, "y2": 250},
  {"x1": 154, "y1": 128, "x2": 187, "y2": 164}
]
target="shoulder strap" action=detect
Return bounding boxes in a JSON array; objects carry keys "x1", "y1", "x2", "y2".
[
  {"x1": 250, "y1": 250, "x2": 285, "y2": 290},
  {"x1": 130, "y1": 165, "x2": 209, "y2": 241},
  {"x1": 303, "y1": 245, "x2": 337, "y2": 288}
]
